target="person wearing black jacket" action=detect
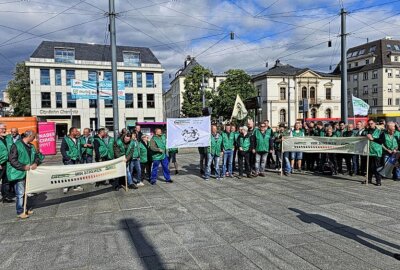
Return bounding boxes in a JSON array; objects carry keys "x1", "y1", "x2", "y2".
[{"x1": 237, "y1": 126, "x2": 252, "y2": 178}]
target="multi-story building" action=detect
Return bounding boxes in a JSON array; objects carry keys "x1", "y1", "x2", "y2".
[
  {"x1": 346, "y1": 37, "x2": 400, "y2": 115},
  {"x1": 163, "y1": 56, "x2": 226, "y2": 119},
  {"x1": 252, "y1": 60, "x2": 341, "y2": 127},
  {"x1": 26, "y1": 41, "x2": 164, "y2": 136}
]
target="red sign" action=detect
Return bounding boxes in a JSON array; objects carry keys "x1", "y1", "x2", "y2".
[{"x1": 38, "y1": 122, "x2": 56, "y2": 155}]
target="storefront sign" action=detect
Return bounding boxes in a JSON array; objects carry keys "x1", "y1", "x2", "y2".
[{"x1": 38, "y1": 109, "x2": 79, "y2": 115}]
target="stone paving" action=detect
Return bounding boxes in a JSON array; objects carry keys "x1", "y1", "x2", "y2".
[{"x1": 1, "y1": 152, "x2": 400, "y2": 269}]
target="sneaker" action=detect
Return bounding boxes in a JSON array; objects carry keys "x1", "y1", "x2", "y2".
[
  {"x1": 128, "y1": 184, "x2": 138, "y2": 189},
  {"x1": 217, "y1": 177, "x2": 221, "y2": 181},
  {"x1": 166, "y1": 179, "x2": 174, "y2": 183},
  {"x1": 73, "y1": 186, "x2": 84, "y2": 192},
  {"x1": 204, "y1": 178, "x2": 209, "y2": 181},
  {"x1": 175, "y1": 170, "x2": 179, "y2": 175},
  {"x1": 137, "y1": 182, "x2": 145, "y2": 187},
  {"x1": 150, "y1": 181, "x2": 157, "y2": 185},
  {"x1": 18, "y1": 213, "x2": 29, "y2": 219},
  {"x1": 63, "y1": 187, "x2": 69, "y2": 194}
]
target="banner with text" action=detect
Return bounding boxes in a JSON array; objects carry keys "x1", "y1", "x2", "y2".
[
  {"x1": 38, "y1": 122, "x2": 56, "y2": 155},
  {"x1": 167, "y1": 116, "x2": 211, "y2": 148},
  {"x1": 71, "y1": 79, "x2": 125, "y2": 100},
  {"x1": 282, "y1": 137, "x2": 369, "y2": 155},
  {"x1": 26, "y1": 156, "x2": 126, "y2": 194}
]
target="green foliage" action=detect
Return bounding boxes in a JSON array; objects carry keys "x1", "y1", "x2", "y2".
[
  {"x1": 5, "y1": 62, "x2": 31, "y2": 116},
  {"x1": 181, "y1": 65, "x2": 213, "y2": 117},
  {"x1": 211, "y1": 69, "x2": 256, "y2": 120}
]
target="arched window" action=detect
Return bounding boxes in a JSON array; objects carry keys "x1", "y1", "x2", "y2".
[
  {"x1": 310, "y1": 87, "x2": 315, "y2": 102},
  {"x1": 302, "y1": 86, "x2": 307, "y2": 99},
  {"x1": 280, "y1": 109, "x2": 286, "y2": 123},
  {"x1": 325, "y1": 108, "x2": 332, "y2": 118},
  {"x1": 311, "y1": 108, "x2": 317, "y2": 118}
]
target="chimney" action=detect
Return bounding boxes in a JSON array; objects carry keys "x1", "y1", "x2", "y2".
[{"x1": 184, "y1": 55, "x2": 192, "y2": 67}]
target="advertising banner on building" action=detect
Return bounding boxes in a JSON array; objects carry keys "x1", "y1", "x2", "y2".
[
  {"x1": 38, "y1": 122, "x2": 56, "y2": 155},
  {"x1": 71, "y1": 79, "x2": 125, "y2": 100},
  {"x1": 26, "y1": 156, "x2": 127, "y2": 194},
  {"x1": 166, "y1": 116, "x2": 211, "y2": 148},
  {"x1": 282, "y1": 137, "x2": 369, "y2": 155}
]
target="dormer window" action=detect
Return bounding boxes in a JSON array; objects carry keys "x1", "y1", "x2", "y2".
[
  {"x1": 123, "y1": 51, "x2": 140, "y2": 66},
  {"x1": 369, "y1": 46, "x2": 376, "y2": 53},
  {"x1": 54, "y1": 48, "x2": 75, "y2": 63}
]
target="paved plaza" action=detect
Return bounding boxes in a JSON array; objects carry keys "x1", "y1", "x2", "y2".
[{"x1": 1, "y1": 151, "x2": 400, "y2": 269}]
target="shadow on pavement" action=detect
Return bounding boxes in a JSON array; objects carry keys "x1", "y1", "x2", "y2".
[{"x1": 289, "y1": 207, "x2": 400, "y2": 258}]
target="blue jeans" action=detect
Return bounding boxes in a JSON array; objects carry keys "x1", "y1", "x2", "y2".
[
  {"x1": 222, "y1": 149, "x2": 233, "y2": 176},
  {"x1": 129, "y1": 159, "x2": 142, "y2": 184},
  {"x1": 126, "y1": 166, "x2": 133, "y2": 185},
  {"x1": 151, "y1": 157, "x2": 171, "y2": 183},
  {"x1": 81, "y1": 155, "x2": 93, "y2": 164},
  {"x1": 283, "y1": 152, "x2": 291, "y2": 173},
  {"x1": 352, "y1": 155, "x2": 359, "y2": 174},
  {"x1": 255, "y1": 152, "x2": 268, "y2": 174},
  {"x1": 205, "y1": 153, "x2": 220, "y2": 179},
  {"x1": 15, "y1": 180, "x2": 25, "y2": 215}
]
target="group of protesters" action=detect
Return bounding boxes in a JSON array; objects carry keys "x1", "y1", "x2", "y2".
[{"x1": 200, "y1": 118, "x2": 400, "y2": 187}]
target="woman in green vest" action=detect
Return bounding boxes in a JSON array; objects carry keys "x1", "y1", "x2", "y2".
[
  {"x1": 8, "y1": 130, "x2": 41, "y2": 219},
  {"x1": 149, "y1": 128, "x2": 172, "y2": 185},
  {"x1": 139, "y1": 135, "x2": 151, "y2": 181},
  {"x1": 236, "y1": 126, "x2": 252, "y2": 178},
  {"x1": 290, "y1": 122, "x2": 305, "y2": 173}
]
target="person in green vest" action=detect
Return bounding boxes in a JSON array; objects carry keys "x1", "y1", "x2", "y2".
[
  {"x1": 113, "y1": 132, "x2": 137, "y2": 190},
  {"x1": 363, "y1": 119, "x2": 384, "y2": 185},
  {"x1": 79, "y1": 128, "x2": 93, "y2": 164},
  {"x1": 8, "y1": 130, "x2": 41, "y2": 219},
  {"x1": 236, "y1": 126, "x2": 252, "y2": 178},
  {"x1": 149, "y1": 128, "x2": 172, "y2": 185},
  {"x1": 168, "y1": 147, "x2": 179, "y2": 175},
  {"x1": 204, "y1": 124, "x2": 223, "y2": 181},
  {"x1": 129, "y1": 133, "x2": 143, "y2": 187},
  {"x1": 0, "y1": 123, "x2": 14, "y2": 203},
  {"x1": 381, "y1": 122, "x2": 398, "y2": 180},
  {"x1": 61, "y1": 127, "x2": 83, "y2": 194},
  {"x1": 290, "y1": 122, "x2": 305, "y2": 173},
  {"x1": 93, "y1": 128, "x2": 110, "y2": 187},
  {"x1": 140, "y1": 135, "x2": 151, "y2": 182},
  {"x1": 103, "y1": 128, "x2": 115, "y2": 160},
  {"x1": 231, "y1": 125, "x2": 240, "y2": 173},
  {"x1": 251, "y1": 122, "x2": 273, "y2": 177},
  {"x1": 6, "y1": 127, "x2": 21, "y2": 150},
  {"x1": 221, "y1": 123, "x2": 235, "y2": 178}
]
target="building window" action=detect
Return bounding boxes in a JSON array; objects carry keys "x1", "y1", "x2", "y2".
[
  {"x1": 396, "y1": 98, "x2": 400, "y2": 106},
  {"x1": 311, "y1": 108, "x2": 317, "y2": 118},
  {"x1": 105, "y1": 118, "x2": 114, "y2": 131},
  {"x1": 54, "y1": 48, "x2": 75, "y2": 63},
  {"x1": 279, "y1": 109, "x2": 286, "y2": 123},
  {"x1": 388, "y1": 69, "x2": 393, "y2": 78},
  {"x1": 353, "y1": 87, "x2": 358, "y2": 96},
  {"x1": 124, "y1": 72, "x2": 133, "y2": 87},
  {"x1": 143, "y1": 117, "x2": 155, "y2": 122},
  {"x1": 56, "y1": 92, "x2": 62, "y2": 108},
  {"x1": 353, "y1": 74, "x2": 358, "y2": 81},
  {"x1": 373, "y1": 98, "x2": 378, "y2": 106},
  {"x1": 348, "y1": 63, "x2": 351, "y2": 69},
  {"x1": 388, "y1": 98, "x2": 392, "y2": 105},
  {"x1": 372, "y1": 70, "x2": 378, "y2": 79},
  {"x1": 326, "y1": 88, "x2": 332, "y2": 100},
  {"x1": 396, "y1": 69, "x2": 400, "y2": 78},
  {"x1": 125, "y1": 93, "x2": 133, "y2": 108},
  {"x1": 89, "y1": 99, "x2": 97, "y2": 108},
  {"x1": 363, "y1": 86, "x2": 368, "y2": 94},
  {"x1": 104, "y1": 71, "x2": 112, "y2": 81},
  {"x1": 310, "y1": 87, "x2": 315, "y2": 99},
  {"x1": 104, "y1": 99, "x2": 113, "y2": 108},
  {"x1": 280, "y1": 87, "x2": 286, "y2": 100},
  {"x1": 396, "y1": 84, "x2": 400, "y2": 92},
  {"x1": 370, "y1": 46, "x2": 376, "y2": 52},
  {"x1": 146, "y1": 73, "x2": 154, "y2": 88},
  {"x1": 355, "y1": 62, "x2": 358, "y2": 67},
  {"x1": 66, "y1": 70, "x2": 75, "y2": 86},
  {"x1": 363, "y1": 72, "x2": 368, "y2": 80},
  {"x1": 55, "y1": 69, "x2": 62, "y2": 86},
  {"x1": 67, "y1": 93, "x2": 76, "y2": 108},
  {"x1": 40, "y1": 69, "x2": 50, "y2": 85},
  {"x1": 88, "y1": 70, "x2": 97, "y2": 81},
  {"x1": 325, "y1": 108, "x2": 332, "y2": 118},
  {"x1": 394, "y1": 56, "x2": 398, "y2": 62},
  {"x1": 137, "y1": 93, "x2": 143, "y2": 108},
  {"x1": 388, "y1": 84, "x2": 393, "y2": 92},
  {"x1": 365, "y1": 59, "x2": 370, "y2": 65},
  {"x1": 137, "y1": 72, "x2": 143, "y2": 88},
  {"x1": 147, "y1": 94, "x2": 155, "y2": 108},
  {"x1": 41, "y1": 92, "x2": 51, "y2": 108},
  {"x1": 123, "y1": 52, "x2": 140, "y2": 66},
  {"x1": 372, "y1": 85, "x2": 378, "y2": 93},
  {"x1": 302, "y1": 87, "x2": 307, "y2": 99}
]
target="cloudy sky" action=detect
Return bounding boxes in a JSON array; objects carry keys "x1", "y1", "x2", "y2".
[{"x1": 1, "y1": 0, "x2": 400, "y2": 92}]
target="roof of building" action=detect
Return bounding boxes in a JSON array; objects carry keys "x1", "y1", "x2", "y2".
[{"x1": 30, "y1": 41, "x2": 160, "y2": 64}]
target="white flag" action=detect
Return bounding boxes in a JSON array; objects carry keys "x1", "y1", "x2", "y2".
[
  {"x1": 352, "y1": 95, "x2": 369, "y2": 116},
  {"x1": 231, "y1": 95, "x2": 248, "y2": 120}
]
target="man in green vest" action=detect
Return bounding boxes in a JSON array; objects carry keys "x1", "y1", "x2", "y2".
[
  {"x1": 237, "y1": 126, "x2": 252, "y2": 178},
  {"x1": 204, "y1": 124, "x2": 223, "y2": 181},
  {"x1": 129, "y1": 133, "x2": 143, "y2": 187},
  {"x1": 79, "y1": 128, "x2": 93, "y2": 164},
  {"x1": 149, "y1": 128, "x2": 172, "y2": 185},
  {"x1": 221, "y1": 123, "x2": 235, "y2": 178},
  {"x1": 251, "y1": 122, "x2": 273, "y2": 177},
  {"x1": 113, "y1": 132, "x2": 138, "y2": 190},
  {"x1": 61, "y1": 127, "x2": 83, "y2": 194},
  {"x1": 363, "y1": 119, "x2": 384, "y2": 186},
  {"x1": 380, "y1": 122, "x2": 398, "y2": 180},
  {"x1": 8, "y1": 130, "x2": 41, "y2": 219},
  {"x1": 0, "y1": 123, "x2": 13, "y2": 203},
  {"x1": 103, "y1": 128, "x2": 115, "y2": 160},
  {"x1": 140, "y1": 135, "x2": 151, "y2": 182},
  {"x1": 93, "y1": 128, "x2": 110, "y2": 187},
  {"x1": 231, "y1": 125, "x2": 240, "y2": 172}
]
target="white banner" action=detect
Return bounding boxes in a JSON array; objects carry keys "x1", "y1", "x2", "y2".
[
  {"x1": 282, "y1": 137, "x2": 369, "y2": 155},
  {"x1": 26, "y1": 156, "x2": 127, "y2": 193},
  {"x1": 352, "y1": 95, "x2": 370, "y2": 116},
  {"x1": 167, "y1": 116, "x2": 211, "y2": 148}
]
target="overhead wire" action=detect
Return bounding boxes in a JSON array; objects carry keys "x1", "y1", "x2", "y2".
[
  {"x1": 195, "y1": 33, "x2": 230, "y2": 58},
  {"x1": 255, "y1": 0, "x2": 281, "y2": 17}
]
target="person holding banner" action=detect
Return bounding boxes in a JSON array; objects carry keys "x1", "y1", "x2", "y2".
[
  {"x1": 8, "y1": 130, "x2": 41, "y2": 219},
  {"x1": 221, "y1": 124, "x2": 235, "y2": 178},
  {"x1": 94, "y1": 128, "x2": 111, "y2": 187},
  {"x1": 0, "y1": 124, "x2": 13, "y2": 203},
  {"x1": 290, "y1": 122, "x2": 305, "y2": 173},
  {"x1": 114, "y1": 133, "x2": 138, "y2": 190},
  {"x1": 204, "y1": 125, "x2": 223, "y2": 181},
  {"x1": 61, "y1": 127, "x2": 83, "y2": 194},
  {"x1": 79, "y1": 128, "x2": 93, "y2": 164},
  {"x1": 103, "y1": 129, "x2": 115, "y2": 160},
  {"x1": 381, "y1": 122, "x2": 399, "y2": 180},
  {"x1": 237, "y1": 126, "x2": 252, "y2": 179},
  {"x1": 363, "y1": 120, "x2": 384, "y2": 186},
  {"x1": 150, "y1": 128, "x2": 173, "y2": 185},
  {"x1": 251, "y1": 122, "x2": 273, "y2": 177},
  {"x1": 168, "y1": 147, "x2": 179, "y2": 175}
]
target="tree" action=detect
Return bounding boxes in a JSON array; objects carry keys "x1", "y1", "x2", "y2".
[
  {"x1": 181, "y1": 65, "x2": 213, "y2": 117},
  {"x1": 5, "y1": 62, "x2": 31, "y2": 116},
  {"x1": 211, "y1": 69, "x2": 256, "y2": 120}
]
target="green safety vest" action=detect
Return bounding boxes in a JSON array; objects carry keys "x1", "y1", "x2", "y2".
[
  {"x1": 209, "y1": 134, "x2": 223, "y2": 156},
  {"x1": 104, "y1": 137, "x2": 115, "y2": 160},
  {"x1": 384, "y1": 132, "x2": 398, "y2": 151},
  {"x1": 254, "y1": 128, "x2": 272, "y2": 152},
  {"x1": 291, "y1": 129, "x2": 304, "y2": 137},
  {"x1": 130, "y1": 140, "x2": 140, "y2": 159},
  {"x1": 151, "y1": 134, "x2": 167, "y2": 161},
  {"x1": 5, "y1": 134, "x2": 14, "y2": 151},
  {"x1": 7, "y1": 140, "x2": 37, "y2": 181},
  {"x1": 139, "y1": 142, "x2": 149, "y2": 163},
  {"x1": 0, "y1": 139, "x2": 8, "y2": 164},
  {"x1": 64, "y1": 136, "x2": 81, "y2": 161},
  {"x1": 115, "y1": 138, "x2": 133, "y2": 158},
  {"x1": 94, "y1": 137, "x2": 109, "y2": 159},
  {"x1": 168, "y1": 148, "x2": 178, "y2": 154},
  {"x1": 368, "y1": 128, "x2": 382, "y2": 157},
  {"x1": 221, "y1": 132, "x2": 235, "y2": 150},
  {"x1": 79, "y1": 136, "x2": 93, "y2": 156},
  {"x1": 239, "y1": 136, "x2": 251, "y2": 151}
]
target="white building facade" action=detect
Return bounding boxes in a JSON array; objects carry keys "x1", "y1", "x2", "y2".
[
  {"x1": 26, "y1": 41, "x2": 164, "y2": 136},
  {"x1": 252, "y1": 61, "x2": 341, "y2": 127}
]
